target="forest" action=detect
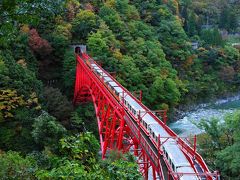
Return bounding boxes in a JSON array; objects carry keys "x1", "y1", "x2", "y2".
[{"x1": 0, "y1": 0, "x2": 240, "y2": 179}]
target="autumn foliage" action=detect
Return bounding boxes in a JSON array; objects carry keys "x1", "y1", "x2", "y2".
[{"x1": 28, "y1": 29, "x2": 52, "y2": 57}]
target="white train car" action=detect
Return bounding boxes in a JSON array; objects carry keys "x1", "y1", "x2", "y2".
[{"x1": 88, "y1": 59, "x2": 200, "y2": 180}]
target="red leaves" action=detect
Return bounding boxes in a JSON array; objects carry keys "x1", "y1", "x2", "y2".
[{"x1": 28, "y1": 29, "x2": 52, "y2": 57}]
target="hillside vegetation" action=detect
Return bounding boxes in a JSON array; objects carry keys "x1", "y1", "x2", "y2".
[{"x1": 0, "y1": 0, "x2": 239, "y2": 179}]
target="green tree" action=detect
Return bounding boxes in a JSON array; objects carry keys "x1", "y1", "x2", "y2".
[
  {"x1": 187, "y1": 11, "x2": 197, "y2": 36},
  {"x1": 87, "y1": 31, "x2": 109, "y2": 59},
  {"x1": 59, "y1": 132, "x2": 99, "y2": 165},
  {"x1": 62, "y1": 49, "x2": 76, "y2": 96},
  {"x1": 216, "y1": 143, "x2": 240, "y2": 179},
  {"x1": 32, "y1": 112, "x2": 67, "y2": 149},
  {"x1": 70, "y1": 104, "x2": 98, "y2": 136},
  {"x1": 197, "y1": 110, "x2": 240, "y2": 178},
  {"x1": 0, "y1": 151, "x2": 37, "y2": 179},
  {"x1": 228, "y1": 12, "x2": 238, "y2": 32},
  {"x1": 0, "y1": 51, "x2": 43, "y2": 98},
  {"x1": 99, "y1": 5, "x2": 124, "y2": 35},
  {"x1": 200, "y1": 28, "x2": 224, "y2": 46},
  {"x1": 219, "y1": 7, "x2": 230, "y2": 30},
  {"x1": 0, "y1": 0, "x2": 64, "y2": 47},
  {"x1": 100, "y1": 150, "x2": 141, "y2": 180},
  {"x1": 64, "y1": 0, "x2": 81, "y2": 21},
  {"x1": 43, "y1": 87, "x2": 73, "y2": 121},
  {"x1": 72, "y1": 10, "x2": 99, "y2": 41},
  {"x1": 36, "y1": 159, "x2": 106, "y2": 180}
]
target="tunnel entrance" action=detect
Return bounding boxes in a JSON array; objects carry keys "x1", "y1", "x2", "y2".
[{"x1": 75, "y1": 46, "x2": 81, "y2": 54}]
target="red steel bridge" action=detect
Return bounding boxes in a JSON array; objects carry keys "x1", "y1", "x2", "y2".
[{"x1": 73, "y1": 48, "x2": 220, "y2": 180}]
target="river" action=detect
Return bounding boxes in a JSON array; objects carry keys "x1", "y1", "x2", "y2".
[{"x1": 169, "y1": 94, "x2": 240, "y2": 137}]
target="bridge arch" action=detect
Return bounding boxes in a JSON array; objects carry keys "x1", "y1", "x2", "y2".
[{"x1": 73, "y1": 53, "x2": 219, "y2": 180}]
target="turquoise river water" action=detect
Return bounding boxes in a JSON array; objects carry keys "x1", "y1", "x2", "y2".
[{"x1": 169, "y1": 94, "x2": 240, "y2": 136}]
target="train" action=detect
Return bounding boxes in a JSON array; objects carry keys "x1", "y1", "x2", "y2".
[{"x1": 82, "y1": 54, "x2": 202, "y2": 180}]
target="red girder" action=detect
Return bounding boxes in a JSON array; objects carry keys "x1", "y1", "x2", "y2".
[{"x1": 73, "y1": 53, "x2": 219, "y2": 180}]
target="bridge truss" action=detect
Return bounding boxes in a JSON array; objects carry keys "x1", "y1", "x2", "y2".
[{"x1": 73, "y1": 53, "x2": 219, "y2": 180}]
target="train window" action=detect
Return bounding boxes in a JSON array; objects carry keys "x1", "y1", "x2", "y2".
[
  {"x1": 132, "y1": 109, "x2": 135, "y2": 114},
  {"x1": 169, "y1": 159, "x2": 172, "y2": 168},
  {"x1": 115, "y1": 92, "x2": 119, "y2": 96},
  {"x1": 133, "y1": 109, "x2": 136, "y2": 115},
  {"x1": 172, "y1": 163, "x2": 175, "y2": 172},
  {"x1": 165, "y1": 152, "x2": 168, "y2": 160}
]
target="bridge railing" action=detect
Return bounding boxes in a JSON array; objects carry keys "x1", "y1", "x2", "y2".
[{"x1": 78, "y1": 53, "x2": 219, "y2": 180}]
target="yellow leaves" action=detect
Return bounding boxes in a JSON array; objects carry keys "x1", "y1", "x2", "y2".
[
  {"x1": 160, "y1": 68, "x2": 170, "y2": 79},
  {"x1": 104, "y1": 0, "x2": 116, "y2": 8},
  {"x1": 65, "y1": 0, "x2": 80, "y2": 21},
  {"x1": 0, "y1": 89, "x2": 25, "y2": 118},
  {"x1": 35, "y1": 105, "x2": 42, "y2": 110},
  {"x1": 55, "y1": 24, "x2": 72, "y2": 39},
  {"x1": 112, "y1": 49, "x2": 123, "y2": 60},
  {"x1": 17, "y1": 59, "x2": 27, "y2": 68},
  {"x1": 20, "y1": 24, "x2": 30, "y2": 33},
  {"x1": 85, "y1": 3, "x2": 94, "y2": 12},
  {"x1": 198, "y1": 47, "x2": 207, "y2": 52},
  {"x1": 55, "y1": 15, "x2": 64, "y2": 25},
  {"x1": 26, "y1": 92, "x2": 41, "y2": 109},
  {"x1": 5, "y1": 112, "x2": 14, "y2": 118},
  {"x1": 0, "y1": 90, "x2": 41, "y2": 120}
]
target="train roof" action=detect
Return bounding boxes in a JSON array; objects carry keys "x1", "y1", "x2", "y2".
[
  {"x1": 177, "y1": 167, "x2": 198, "y2": 180},
  {"x1": 114, "y1": 86, "x2": 124, "y2": 93},
  {"x1": 103, "y1": 76, "x2": 112, "y2": 82},
  {"x1": 142, "y1": 113, "x2": 157, "y2": 124},
  {"x1": 91, "y1": 63, "x2": 98, "y2": 67},
  {"x1": 108, "y1": 81, "x2": 118, "y2": 87},
  {"x1": 125, "y1": 95, "x2": 144, "y2": 111},
  {"x1": 92, "y1": 64, "x2": 100, "y2": 68},
  {"x1": 148, "y1": 123, "x2": 169, "y2": 138},
  {"x1": 164, "y1": 142, "x2": 190, "y2": 167},
  {"x1": 94, "y1": 67, "x2": 102, "y2": 72}
]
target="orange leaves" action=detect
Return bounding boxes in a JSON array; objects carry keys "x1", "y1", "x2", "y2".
[{"x1": 183, "y1": 55, "x2": 197, "y2": 69}]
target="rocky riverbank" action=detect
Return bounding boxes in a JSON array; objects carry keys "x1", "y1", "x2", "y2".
[{"x1": 169, "y1": 93, "x2": 240, "y2": 136}]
